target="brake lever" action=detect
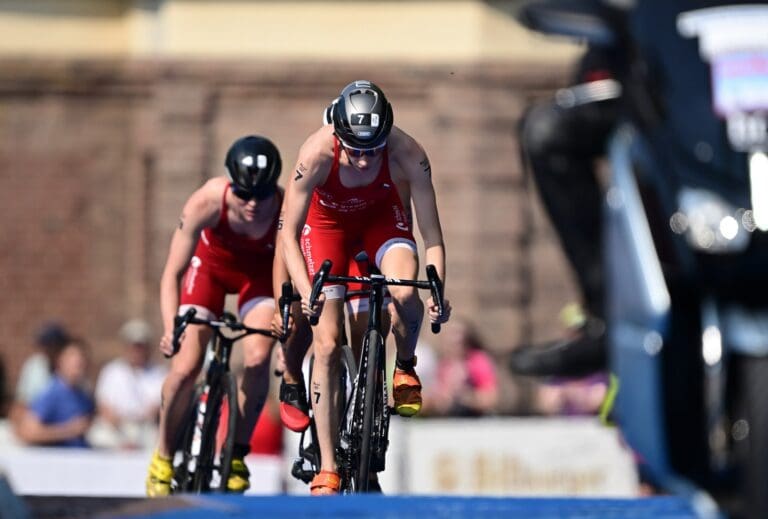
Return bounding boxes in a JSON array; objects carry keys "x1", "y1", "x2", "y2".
[
  {"x1": 167, "y1": 307, "x2": 197, "y2": 358},
  {"x1": 308, "y1": 260, "x2": 332, "y2": 326}
]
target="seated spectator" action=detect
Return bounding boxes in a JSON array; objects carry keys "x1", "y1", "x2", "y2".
[
  {"x1": 15, "y1": 321, "x2": 70, "y2": 406},
  {"x1": 9, "y1": 322, "x2": 71, "y2": 431},
  {"x1": 17, "y1": 338, "x2": 94, "y2": 447},
  {"x1": 424, "y1": 317, "x2": 499, "y2": 417},
  {"x1": 91, "y1": 319, "x2": 166, "y2": 449}
]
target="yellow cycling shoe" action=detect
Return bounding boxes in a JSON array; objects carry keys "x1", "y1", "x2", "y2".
[
  {"x1": 146, "y1": 451, "x2": 173, "y2": 497},
  {"x1": 393, "y1": 358, "x2": 422, "y2": 417},
  {"x1": 227, "y1": 457, "x2": 251, "y2": 493}
]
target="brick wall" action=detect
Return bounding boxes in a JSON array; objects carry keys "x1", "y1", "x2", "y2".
[{"x1": 0, "y1": 58, "x2": 578, "y2": 412}]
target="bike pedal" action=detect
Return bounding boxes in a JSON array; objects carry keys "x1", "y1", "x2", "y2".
[{"x1": 291, "y1": 458, "x2": 315, "y2": 484}]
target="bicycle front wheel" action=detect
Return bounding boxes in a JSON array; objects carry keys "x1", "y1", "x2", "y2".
[
  {"x1": 356, "y1": 329, "x2": 384, "y2": 491},
  {"x1": 192, "y1": 371, "x2": 238, "y2": 493}
]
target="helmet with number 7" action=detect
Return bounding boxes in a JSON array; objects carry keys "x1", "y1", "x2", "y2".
[
  {"x1": 224, "y1": 135, "x2": 282, "y2": 200},
  {"x1": 331, "y1": 80, "x2": 393, "y2": 149}
]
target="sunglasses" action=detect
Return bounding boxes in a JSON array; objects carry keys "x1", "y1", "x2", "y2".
[
  {"x1": 342, "y1": 142, "x2": 387, "y2": 158},
  {"x1": 231, "y1": 184, "x2": 274, "y2": 202}
]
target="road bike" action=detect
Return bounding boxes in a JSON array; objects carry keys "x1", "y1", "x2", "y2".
[
  {"x1": 168, "y1": 283, "x2": 293, "y2": 493},
  {"x1": 304, "y1": 257, "x2": 445, "y2": 493}
]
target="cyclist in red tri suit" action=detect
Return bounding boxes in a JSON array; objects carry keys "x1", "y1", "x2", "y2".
[
  {"x1": 146, "y1": 135, "x2": 283, "y2": 497},
  {"x1": 280, "y1": 80, "x2": 451, "y2": 495},
  {"x1": 275, "y1": 105, "x2": 395, "y2": 437}
]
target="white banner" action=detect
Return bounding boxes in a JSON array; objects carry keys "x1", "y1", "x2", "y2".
[
  {"x1": 284, "y1": 417, "x2": 639, "y2": 496},
  {"x1": 401, "y1": 418, "x2": 638, "y2": 496}
]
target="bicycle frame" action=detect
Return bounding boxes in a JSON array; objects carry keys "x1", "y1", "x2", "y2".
[
  {"x1": 307, "y1": 258, "x2": 445, "y2": 492},
  {"x1": 169, "y1": 308, "x2": 278, "y2": 494}
]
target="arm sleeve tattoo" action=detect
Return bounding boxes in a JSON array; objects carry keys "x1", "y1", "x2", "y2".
[{"x1": 419, "y1": 157, "x2": 432, "y2": 178}]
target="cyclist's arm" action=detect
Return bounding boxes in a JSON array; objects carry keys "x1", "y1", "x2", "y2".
[
  {"x1": 272, "y1": 192, "x2": 291, "y2": 297},
  {"x1": 401, "y1": 139, "x2": 446, "y2": 285},
  {"x1": 279, "y1": 135, "x2": 329, "y2": 301},
  {"x1": 272, "y1": 194, "x2": 292, "y2": 332},
  {"x1": 159, "y1": 181, "x2": 220, "y2": 341}
]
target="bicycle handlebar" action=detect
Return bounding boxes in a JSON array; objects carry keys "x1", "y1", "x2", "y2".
[
  {"x1": 166, "y1": 307, "x2": 276, "y2": 358},
  {"x1": 307, "y1": 259, "x2": 446, "y2": 333}
]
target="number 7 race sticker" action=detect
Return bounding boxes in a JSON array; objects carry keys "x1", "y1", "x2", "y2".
[{"x1": 351, "y1": 113, "x2": 380, "y2": 127}]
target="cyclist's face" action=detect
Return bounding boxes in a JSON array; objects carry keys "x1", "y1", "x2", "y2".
[
  {"x1": 231, "y1": 188, "x2": 273, "y2": 221},
  {"x1": 343, "y1": 142, "x2": 385, "y2": 171}
]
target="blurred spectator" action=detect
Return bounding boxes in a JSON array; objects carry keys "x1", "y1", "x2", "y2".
[
  {"x1": 90, "y1": 319, "x2": 166, "y2": 449},
  {"x1": 16, "y1": 338, "x2": 94, "y2": 447},
  {"x1": 534, "y1": 373, "x2": 608, "y2": 417},
  {"x1": 9, "y1": 321, "x2": 71, "y2": 430},
  {"x1": 15, "y1": 321, "x2": 71, "y2": 406},
  {"x1": 423, "y1": 318, "x2": 499, "y2": 417}
]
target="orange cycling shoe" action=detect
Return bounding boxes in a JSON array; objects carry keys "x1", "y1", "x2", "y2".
[
  {"x1": 310, "y1": 470, "x2": 340, "y2": 495},
  {"x1": 393, "y1": 356, "x2": 422, "y2": 417},
  {"x1": 279, "y1": 379, "x2": 310, "y2": 432}
]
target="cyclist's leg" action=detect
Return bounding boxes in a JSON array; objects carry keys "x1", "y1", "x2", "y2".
[
  {"x1": 156, "y1": 316, "x2": 213, "y2": 456},
  {"x1": 237, "y1": 298, "x2": 276, "y2": 443},
  {"x1": 283, "y1": 305, "x2": 312, "y2": 385},
  {"x1": 300, "y1": 221, "x2": 347, "y2": 493},
  {"x1": 309, "y1": 298, "x2": 345, "y2": 477},
  {"x1": 279, "y1": 303, "x2": 312, "y2": 431},
  {"x1": 149, "y1": 306, "x2": 213, "y2": 496},
  {"x1": 148, "y1": 259, "x2": 223, "y2": 497},
  {"x1": 378, "y1": 243, "x2": 424, "y2": 417},
  {"x1": 378, "y1": 245, "x2": 421, "y2": 362},
  {"x1": 212, "y1": 264, "x2": 278, "y2": 491}
]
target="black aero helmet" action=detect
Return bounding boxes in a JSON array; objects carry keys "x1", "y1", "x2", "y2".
[
  {"x1": 331, "y1": 80, "x2": 393, "y2": 149},
  {"x1": 225, "y1": 135, "x2": 282, "y2": 200}
]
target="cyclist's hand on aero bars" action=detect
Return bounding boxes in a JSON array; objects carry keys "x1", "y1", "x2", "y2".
[
  {"x1": 159, "y1": 332, "x2": 177, "y2": 358},
  {"x1": 427, "y1": 295, "x2": 451, "y2": 325},
  {"x1": 302, "y1": 291, "x2": 325, "y2": 321}
]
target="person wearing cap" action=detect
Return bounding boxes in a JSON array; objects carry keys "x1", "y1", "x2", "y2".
[
  {"x1": 92, "y1": 319, "x2": 166, "y2": 450},
  {"x1": 17, "y1": 337, "x2": 94, "y2": 448},
  {"x1": 10, "y1": 321, "x2": 72, "y2": 434},
  {"x1": 15, "y1": 321, "x2": 71, "y2": 407},
  {"x1": 280, "y1": 80, "x2": 451, "y2": 494}
]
